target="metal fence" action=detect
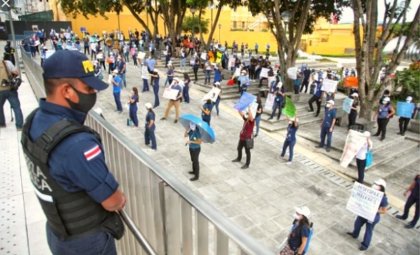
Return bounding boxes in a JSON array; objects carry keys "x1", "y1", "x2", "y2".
[{"x1": 21, "y1": 48, "x2": 274, "y2": 255}]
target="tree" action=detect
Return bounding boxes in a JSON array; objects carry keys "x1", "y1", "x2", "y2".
[
  {"x1": 159, "y1": 0, "x2": 188, "y2": 45},
  {"x1": 181, "y1": 16, "x2": 209, "y2": 35},
  {"x1": 351, "y1": 0, "x2": 419, "y2": 121}
]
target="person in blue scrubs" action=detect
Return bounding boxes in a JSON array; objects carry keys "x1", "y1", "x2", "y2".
[
  {"x1": 185, "y1": 122, "x2": 202, "y2": 181},
  {"x1": 347, "y1": 179, "x2": 388, "y2": 251},
  {"x1": 316, "y1": 100, "x2": 336, "y2": 152},
  {"x1": 144, "y1": 103, "x2": 157, "y2": 150},
  {"x1": 280, "y1": 117, "x2": 298, "y2": 164},
  {"x1": 111, "y1": 70, "x2": 123, "y2": 113},
  {"x1": 128, "y1": 87, "x2": 139, "y2": 127},
  {"x1": 151, "y1": 70, "x2": 160, "y2": 108},
  {"x1": 201, "y1": 99, "x2": 214, "y2": 126}
]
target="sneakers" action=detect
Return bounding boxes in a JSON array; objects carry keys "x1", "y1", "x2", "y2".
[
  {"x1": 315, "y1": 145, "x2": 323, "y2": 148},
  {"x1": 396, "y1": 215, "x2": 407, "y2": 220},
  {"x1": 326, "y1": 147, "x2": 331, "y2": 152},
  {"x1": 160, "y1": 117, "x2": 166, "y2": 120},
  {"x1": 190, "y1": 177, "x2": 199, "y2": 181},
  {"x1": 188, "y1": 171, "x2": 194, "y2": 174},
  {"x1": 359, "y1": 245, "x2": 368, "y2": 251},
  {"x1": 346, "y1": 232, "x2": 356, "y2": 239},
  {"x1": 241, "y1": 164, "x2": 249, "y2": 169},
  {"x1": 405, "y1": 223, "x2": 416, "y2": 229},
  {"x1": 174, "y1": 119, "x2": 178, "y2": 123},
  {"x1": 286, "y1": 161, "x2": 292, "y2": 165},
  {"x1": 231, "y1": 158, "x2": 241, "y2": 163}
]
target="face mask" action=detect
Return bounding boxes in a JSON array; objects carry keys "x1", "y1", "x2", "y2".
[
  {"x1": 65, "y1": 86, "x2": 97, "y2": 113},
  {"x1": 382, "y1": 100, "x2": 387, "y2": 105},
  {"x1": 326, "y1": 103, "x2": 331, "y2": 108},
  {"x1": 190, "y1": 123, "x2": 196, "y2": 131},
  {"x1": 294, "y1": 213, "x2": 302, "y2": 220},
  {"x1": 372, "y1": 184, "x2": 381, "y2": 191}
]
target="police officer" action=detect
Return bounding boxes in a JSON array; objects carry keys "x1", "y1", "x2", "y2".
[
  {"x1": 0, "y1": 57, "x2": 23, "y2": 130},
  {"x1": 21, "y1": 50, "x2": 126, "y2": 255},
  {"x1": 308, "y1": 79, "x2": 323, "y2": 117},
  {"x1": 347, "y1": 179, "x2": 388, "y2": 251},
  {"x1": 316, "y1": 100, "x2": 336, "y2": 152},
  {"x1": 185, "y1": 122, "x2": 202, "y2": 181},
  {"x1": 268, "y1": 85, "x2": 285, "y2": 120}
]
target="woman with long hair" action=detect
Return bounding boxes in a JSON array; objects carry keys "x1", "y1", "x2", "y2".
[
  {"x1": 183, "y1": 73, "x2": 191, "y2": 103},
  {"x1": 280, "y1": 206, "x2": 311, "y2": 255}
]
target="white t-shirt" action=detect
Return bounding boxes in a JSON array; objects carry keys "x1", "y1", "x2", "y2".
[
  {"x1": 356, "y1": 141, "x2": 372, "y2": 160},
  {"x1": 4, "y1": 60, "x2": 17, "y2": 74}
]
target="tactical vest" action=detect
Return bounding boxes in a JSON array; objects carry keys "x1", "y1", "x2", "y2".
[
  {"x1": 21, "y1": 109, "x2": 124, "y2": 240},
  {"x1": 0, "y1": 61, "x2": 11, "y2": 92}
]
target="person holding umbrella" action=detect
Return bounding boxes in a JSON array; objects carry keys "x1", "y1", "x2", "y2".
[
  {"x1": 185, "y1": 122, "x2": 202, "y2": 181},
  {"x1": 232, "y1": 107, "x2": 255, "y2": 169}
]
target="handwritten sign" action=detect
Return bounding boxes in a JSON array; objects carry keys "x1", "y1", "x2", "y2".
[
  {"x1": 260, "y1": 68, "x2": 270, "y2": 79},
  {"x1": 264, "y1": 93, "x2": 275, "y2": 112},
  {"x1": 202, "y1": 87, "x2": 221, "y2": 102},
  {"x1": 287, "y1": 67, "x2": 298, "y2": 80},
  {"x1": 342, "y1": 97, "x2": 354, "y2": 114},
  {"x1": 340, "y1": 130, "x2": 367, "y2": 168},
  {"x1": 321, "y1": 78, "x2": 338, "y2": 93},
  {"x1": 396, "y1": 102, "x2": 415, "y2": 118},
  {"x1": 346, "y1": 182, "x2": 384, "y2": 222},
  {"x1": 234, "y1": 92, "x2": 256, "y2": 112},
  {"x1": 163, "y1": 88, "x2": 179, "y2": 100}
]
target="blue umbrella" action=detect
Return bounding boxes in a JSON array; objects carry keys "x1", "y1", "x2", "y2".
[{"x1": 179, "y1": 114, "x2": 216, "y2": 143}]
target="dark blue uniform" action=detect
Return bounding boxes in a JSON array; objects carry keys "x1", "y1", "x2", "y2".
[
  {"x1": 145, "y1": 110, "x2": 156, "y2": 150},
  {"x1": 201, "y1": 102, "x2": 213, "y2": 126},
  {"x1": 281, "y1": 122, "x2": 298, "y2": 161},
  {"x1": 308, "y1": 81, "x2": 322, "y2": 116},
  {"x1": 269, "y1": 86, "x2": 285, "y2": 120},
  {"x1": 152, "y1": 74, "x2": 160, "y2": 108},
  {"x1": 129, "y1": 95, "x2": 139, "y2": 126},
  {"x1": 319, "y1": 107, "x2": 336, "y2": 149},
  {"x1": 188, "y1": 129, "x2": 201, "y2": 179},
  {"x1": 29, "y1": 99, "x2": 119, "y2": 254}
]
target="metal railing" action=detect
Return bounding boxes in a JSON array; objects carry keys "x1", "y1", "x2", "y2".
[{"x1": 21, "y1": 47, "x2": 274, "y2": 255}]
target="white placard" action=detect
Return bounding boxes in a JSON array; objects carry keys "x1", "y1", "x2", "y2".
[
  {"x1": 340, "y1": 130, "x2": 367, "y2": 168},
  {"x1": 287, "y1": 67, "x2": 298, "y2": 80},
  {"x1": 321, "y1": 78, "x2": 338, "y2": 93},
  {"x1": 200, "y1": 52, "x2": 208, "y2": 60},
  {"x1": 163, "y1": 88, "x2": 179, "y2": 100},
  {"x1": 264, "y1": 93, "x2": 275, "y2": 112},
  {"x1": 346, "y1": 182, "x2": 384, "y2": 222},
  {"x1": 202, "y1": 87, "x2": 221, "y2": 102},
  {"x1": 260, "y1": 68, "x2": 270, "y2": 79},
  {"x1": 137, "y1": 52, "x2": 146, "y2": 60},
  {"x1": 228, "y1": 56, "x2": 235, "y2": 70}
]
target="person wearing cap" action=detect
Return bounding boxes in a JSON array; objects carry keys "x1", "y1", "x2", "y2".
[
  {"x1": 232, "y1": 107, "x2": 255, "y2": 169},
  {"x1": 373, "y1": 96, "x2": 394, "y2": 141},
  {"x1": 144, "y1": 103, "x2": 157, "y2": 150},
  {"x1": 398, "y1": 96, "x2": 416, "y2": 136},
  {"x1": 348, "y1": 92, "x2": 359, "y2": 129},
  {"x1": 238, "y1": 69, "x2": 250, "y2": 95},
  {"x1": 280, "y1": 117, "x2": 299, "y2": 164},
  {"x1": 111, "y1": 69, "x2": 123, "y2": 113},
  {"x1": 21, "y1": 50, "x2": 126, "y2": 254},
  {"x1": 355, "y1": 131, "x2": 373, "y2": 183},
  {"x1": 161, "y1": 78, "x2": 183, "y2": 123},
  {"x1": 115, "y1": 55, "x2": 127, "y2": 87},
  {"x1": 316, "y1": 100, "x2": 336, "y2": 152},
  {"x1": 280, "y1": 206, "x2": 311, "y2": 255},
  {"x1": 268, "y1": 85, "x2": 285, "y2": 121},
  {"x1": 396, "y1": 174, "x2": 420, "y2": 229},
  {"x1": 347, "y1": 179, "x2": 388, "y2": 251},
  {"x1": 184, "y1": 122, "x2": 202, "y2": 181},
  {"x1": 151, "y1": 70, "x2": 160, "y2": 108}
]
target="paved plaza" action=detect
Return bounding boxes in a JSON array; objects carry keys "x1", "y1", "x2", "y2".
[{"x1": 1, "y1": 49, "x2": 419, "y2": 255}]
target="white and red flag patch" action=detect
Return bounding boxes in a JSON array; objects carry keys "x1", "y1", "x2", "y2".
[{"x1": 84, "y1": 145, "x2": 101, "y2": 161}]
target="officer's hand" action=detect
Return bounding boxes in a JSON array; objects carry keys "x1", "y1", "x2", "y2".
[{"x1": 329, "y1": 127, "x2": 333, "y2": 132}]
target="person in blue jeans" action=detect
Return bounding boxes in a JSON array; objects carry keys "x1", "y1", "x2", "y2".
[
  {"x1": 213, "y1": 82, "x2": 222, "y2": 116},
  {"x1": 280, "y1": 117, "x2": 298, "y2": 164},
  {"x1": 254, "y1": 96, "x2": 263, "y2": 137},
  {"x1": 0, "y1": 59, "x2": 23, "y2": 130},
  {"x1": 128, "y1": 87, "x2": 139, "y2": 127},
  {"x1": 201, "y1": 99, "x2": 213, "y2": 126},
  {"x1": 268, "y1": 86, "x2": 285, "y2": 120},
  {"x1": 151, "y1": 70, "x2": 160, "y2": 108},
  {"x1": 185, "y1": 122, "x2": 202, "y2": 181},
  {"x1": 347, "y1": 179, "x2": 388, "y2": 251},
  {"x1": 144, "y1": 103, "x2": 157, "y2": 150},
  {"x1": 111, "y1": 71, "x2": 123, "y2": 112},
  {"x1": 182, "y1": 73, "x2": 191, "y2": 103},
  {"x1": 316, "y1": 100, "x2": 336, "y2": 152}
]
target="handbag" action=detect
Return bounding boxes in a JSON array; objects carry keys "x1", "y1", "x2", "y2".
[
  {"x1": 365, "y1": 150, "x2": 373, "y2": 169},
  {"x1": 245, "y1": 138, "x2": 254, "y2": 149}
]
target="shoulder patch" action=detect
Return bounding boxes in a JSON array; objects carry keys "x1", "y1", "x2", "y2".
[{"x1": 84, "y1": 145, "x2": 101, "y2": 161}]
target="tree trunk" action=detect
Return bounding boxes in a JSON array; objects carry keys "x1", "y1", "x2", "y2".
[
  {"x1": 206, "y1": 3, "x2": 223, "y2": 47},
  {"x1": 198, "y1": 10, "x2": 205, "y2": 49},
  {"x1": 123, "y1": 2, "x2": 152, "y2": 36}
]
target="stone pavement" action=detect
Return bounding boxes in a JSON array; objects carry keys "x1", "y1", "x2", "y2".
[{"x1": 91, "y1": 58, "x2": 420, "y2": 254}]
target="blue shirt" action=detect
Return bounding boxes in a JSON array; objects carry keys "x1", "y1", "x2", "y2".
[
  {"x1": 146, "y1": 58, "x2": 156, "y2": 71},
  {"x1": 322, "y1": 108, "x2": 337, "y2": 128},
  {"x1": 29, "y1": 99, "x2": 119, "y2": 203},
  {"x1": 314, "y1": 82, "x2": 323, "y2": 97},
  {"x1": 286, "y1": 123, "x2": 298, "y2": 141},
  {"x1": 288, "y1": 221, "x2": 310, "y2": 251},
  {"x1": 374, "y1": 195, "x2": 388, "y2": 222},
  {"x1": 188, "y1": 129, "x2": 201, "y2": 150},
  {"x1": 202, "y1": 102, "x2": 213, "y2": 121},
  {"x1": 113, "y1": 75, "x2": 122, "y2": 93},
  {"x1": 214, "y1": 69, "x2": 222, "y2": 82},
  {"x1": 145, "y1": 111, "x2": 155, "y2": 129}
]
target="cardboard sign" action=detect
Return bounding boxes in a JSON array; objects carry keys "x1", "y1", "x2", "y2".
[
  {"x1": 346, "y1": 182, "x2": 384, "y2": 222},
  {"x1": 344, "y1": 76, "x2": 359, "y2": 88},
  {"x1": 342, "y1": 97, "x2": 354, "y2": 114},
  {"x1": 234, "y1": 92, "x2": 256, "y2": 112},
  {"x1": 260, "y1": 68, "x2": 270, "y2": 79},
  {"x1": 200, "y1": 52, "x2": 208, "y2": 60},
  {"x1": 163, "y1": 88, "x2": 179, "y2": 100},
  {"x1": 396, "y1": 102, "x2": 415, "y2": 118},
  {"x1": 137, "y1": 52, "x2": 146, "y2": 60},
  {"x1": 287, "y1": 67, "x2": 298, "y2": 80},
  {"x1": 340, "y1": 130, "x2": 367, "y2": 168},
  {"x1": 264, "y1": 93, "x2": 275, "y2": 111},
  {"x1": 321, "y1": 78, "x2": 338, "y2": 93},
  {"x1": 282, "y1": 97, "x2": 296, "y2": 118},
  {"x1": 203, "y1": 87, "x2": 221, "y2": 102}
]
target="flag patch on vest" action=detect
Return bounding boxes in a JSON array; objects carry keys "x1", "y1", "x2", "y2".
[{"x1": 84, "y1": 145, "x2": 101, "y2": 161}]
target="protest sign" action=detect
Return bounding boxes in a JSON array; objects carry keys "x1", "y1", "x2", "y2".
[
  {"x1": 260, "y1": 68, "x2": 270, "y2": 78},
  {"x1": 340, "y1": 130, "x2": 367, "y2": 168},
  {"x1": 342, "y1": 97, "x2": 354, "y2": 114},
  {"x1": 346, "y1": 182, "x2": 384, "y2": 222},
  {"x1": 321, "y1": 78, "x2": 338, "y2": 93},
  {"x1": 200, "y1": 52, "x2": 208, "y2": 60},
  {"x1": 396, "y1": 102, "x2": 415, "y2": 118},
  {"x1": 234, "y1": 92, "x2": 256, "y2": 112},
  {"x1": 264, "y1": 93, "x2": 275, "y2": 112},
  {"x1": 344, "y1": 76, "x2": 359, "y2": 88},
  {"x1": 137, "y1": 52, "x2": 146, "y2": 60},
  {"x1": 282, "y1": 97, "x2": 296, "y2": 118},
  {"x1": 287, "y1": 67, "x2": 298, "y2": 80},
  {"x1": 202, "y1": 87, "x2": 221, "y2": 102},
  {"x1": 163, "y1": 88, "x2": 179, "y2": 100},
  {"x1": 228, "y1": 56, "x2": 235, "y2": 70}
]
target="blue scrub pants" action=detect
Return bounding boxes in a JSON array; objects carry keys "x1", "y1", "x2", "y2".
[
  {"x1": 120, "y1": 73, "x2": 126, "y2": 87},
  {"x1": 46, "y1": 224, "x2": 117, "y2": 255},
  {"x1": 113, "y1": 92, "x2": 122, "y2": 112},
  {"x1": 281, "y1": 139, "x2": 296, "y2": 161},
  {"x1": 214, "y1": 98, "x2": 220, "y2": 116},
  {"x1": 144, "y1": 126, "x2": 157, "y2": 150},
  {"x1": 255, "y1": 115, "x2": 261, "y2": 135},
  {"x1": 319, "y1": 126, "x2": 332, "y2": 148},
  {"x1": 142, "y1": 78, "x2": 149, "y2": 92},
  {"x1": 270, "y1": 100, "x2": 283, "y2": 120},
  {"x1": 351, "y1": 216, "x2": 379, "y2": 249},
  {"x1": 183, "y1": 85, "x2": 190, "y2": 103},
  {"x1": 0, "y1": 90, "x2": 23, "y2": 128},
  {"x1": 205, "y1": 70, "x2": 211, "y2": 84},
  {"x1": 153, "y1": 84, "x2": 159, "y2": 108},
  {"x1": 129, "y1": 105, "x2": 138, "y2": 127}
]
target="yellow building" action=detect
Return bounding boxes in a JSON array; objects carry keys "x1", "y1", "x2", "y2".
[{"x1": 48, "y1": 1, "x2": 356, "y2": 56}]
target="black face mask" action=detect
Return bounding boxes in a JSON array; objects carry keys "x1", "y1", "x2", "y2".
[{"x1": 65, "y1": 86, "x2": 97, "y2": 113}]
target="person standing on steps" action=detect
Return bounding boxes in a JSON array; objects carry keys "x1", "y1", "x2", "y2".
[
  {"x1": 398, "y1": 96, "x2": 416, "y2": 136},
  {"x1": 280, "y1": 117, "x2": 299, "y2": 165},
  {"x1": 316, "y1": 100, "x2": 336, "y2": 152},
  {"x1": 232, "y1": 107, "x2": 255, "y2": 169},
  {"x1": 355, "y1": 131, "x2": 372, "y2": 184},
  {"x1": 185, "y1": 122, "x2": 202, "y2": 181},
  {"x1": 308, "y1": 79, "x2": 323, "y2": 117},
  {"x1": 268, "y1": 86, "x2": 285, "y2": 121},
  {"x1": 348, "y1": 92, "x2": 359, "y2": 129},
  {"x1": 151, "y1": 70, "x2": 160, "y2": 108},
  {"x1": 373, "y1": 97, "x2": 394, "y2": 141},
  {"x1": 396, "y1": 174, "x2": 420, "y2": 229}
]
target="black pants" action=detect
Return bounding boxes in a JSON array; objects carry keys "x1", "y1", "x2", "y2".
[
  {"x1": 375, "y1": 118, "x2": 389, "y2": 139},
  {"x1": 401, "y1": 194, "x2": 420, "y2": 226},
  {"x1": 399, "y1": 117, "x2": 411, "y2": 134},
  {"x1": 193, "y1": 68, "x2": 199, "y2": 81},
  {"x1": 189, "y1": 148, "x2": 200, "y2": 178},
  {"x1": 348, "y1": 109, "x2": 358, "y2": 128},
  {"x1": 308, "y1": 95, "x2": 321, "y2": 116},
  {"x1": 300, "y1": 79, "x2": 309, "y2": 93},
  {"x1": 356, "y1": 158, "x2": 366, "y2": 183},
  {"x1": 237, "y1": 140, "x2": 251, "y2": 166}
]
